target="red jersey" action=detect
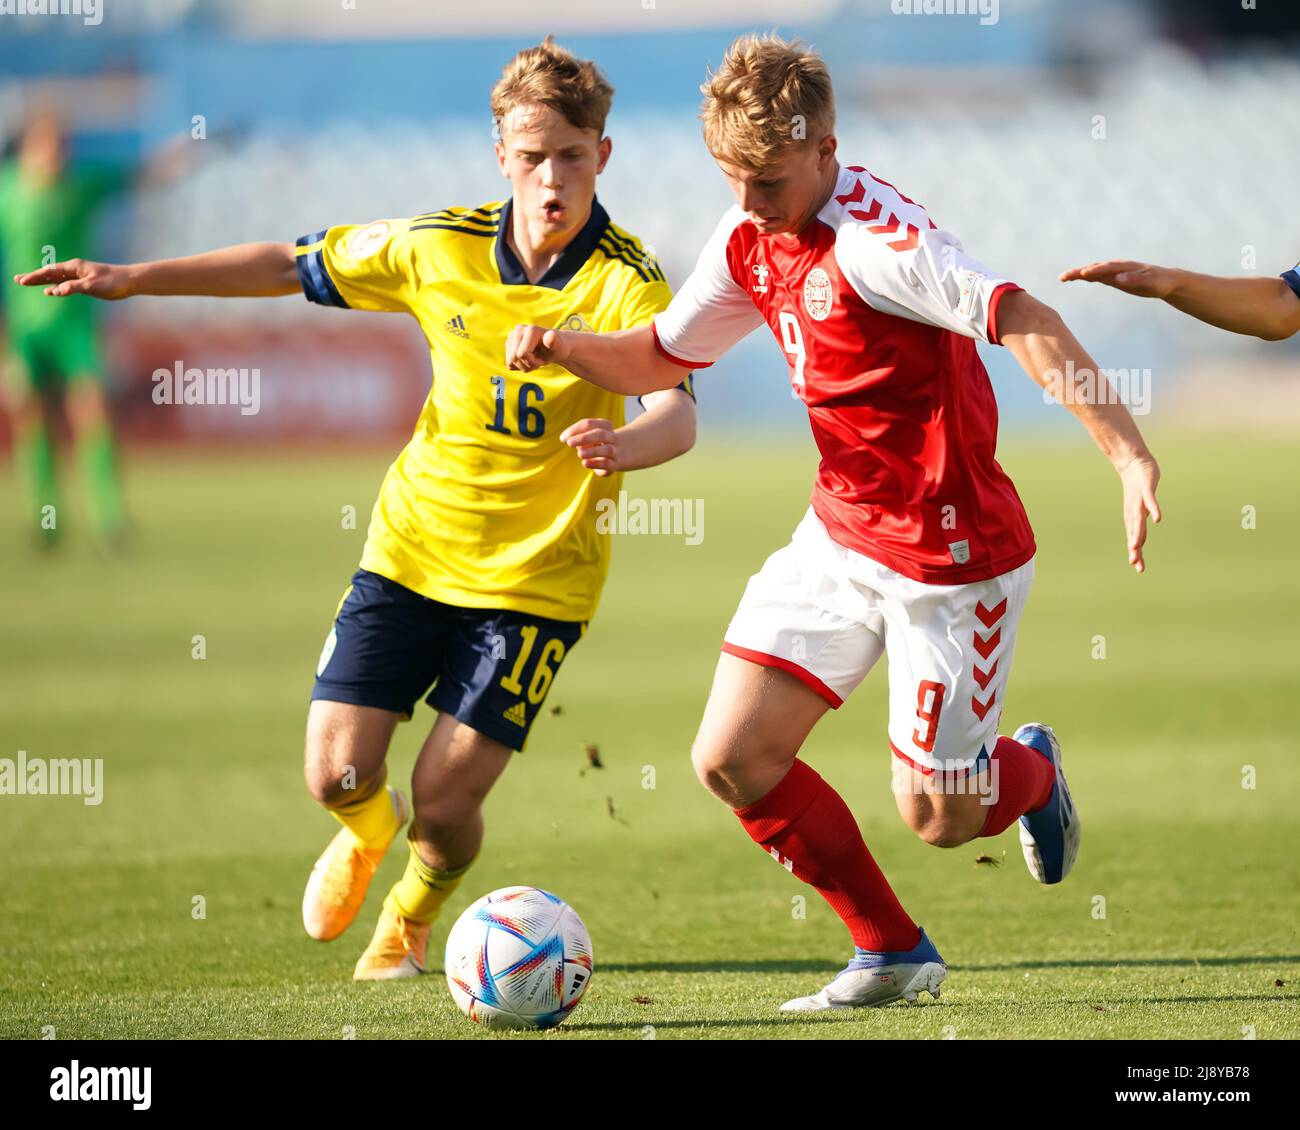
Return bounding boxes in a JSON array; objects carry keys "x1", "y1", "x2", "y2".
[{"x1": 653, "y1": 163, "x2": 1035, "y2": 584}]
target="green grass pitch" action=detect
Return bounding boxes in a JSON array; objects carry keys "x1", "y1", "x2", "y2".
[{"x1": 1, "y1": 428, "x2": 1297, "y2": 1039}]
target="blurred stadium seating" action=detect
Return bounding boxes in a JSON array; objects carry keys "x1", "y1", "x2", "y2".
[{"x1": 2, "y1": 0, "x2": 1297, "y2": 443}]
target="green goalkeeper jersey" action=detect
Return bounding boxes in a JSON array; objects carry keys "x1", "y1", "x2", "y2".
[{"x1": 0, "y1": 161, "x2": 129, "y2": 332}]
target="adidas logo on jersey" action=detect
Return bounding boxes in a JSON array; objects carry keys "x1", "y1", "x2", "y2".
[
  {"x1": 502, "y1": 701, "x2": 527, "y2": 727},
  {"x1": 443, "y1": 314, "x2": 469, "y2": 338}
]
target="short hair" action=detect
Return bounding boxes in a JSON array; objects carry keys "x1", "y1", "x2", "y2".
[
  {"x1": 700, "y1": 32, "x2": 835, "y2": 169},
  {"x1": 491, "y1": 36, "x2": 615, "y2": 138}
]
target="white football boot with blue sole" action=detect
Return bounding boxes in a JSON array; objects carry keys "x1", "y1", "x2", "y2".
[
  {"x1": 780, "y1": 926, "x2": 947, "y2": 1012},
  {"x1": 1014, "y1": 722, "x2": 1080, "y2": 884}
]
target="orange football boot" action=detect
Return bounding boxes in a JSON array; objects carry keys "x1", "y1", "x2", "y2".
[
  {"x1": 302, "y1": 787, "x2": 410, "y2": 942},
  {"x1": 352, "y1": 894, "x2": 431, "y2": 981}
]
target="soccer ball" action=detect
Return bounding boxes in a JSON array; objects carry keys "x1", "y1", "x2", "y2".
[{"x1": 444, "y1": 886, "x2": 594, "y2": 1030}]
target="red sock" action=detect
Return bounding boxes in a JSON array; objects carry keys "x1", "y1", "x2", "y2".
[
  {"x1": 977, "y1": 736, "x2": 1057, "y2": 838},
  {"x1": 735, "y1": 759, "x2": 920, "y2": 952}
]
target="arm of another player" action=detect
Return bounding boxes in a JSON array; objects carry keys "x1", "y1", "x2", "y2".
[
  {"x1": 559, "y1": 386, "x2": 696, "y2": 477},
  {"x1": 997, "y1": 290, "x2": 1162, "y2": 573},
  {"x1": 1060, "y1": 260, "x2": 1300, "y2": 341},
  {"x1": 12, "y1": 242, "x2": 300, "y2": 300},
  {"x1": 505, "y1": 322, "x2": 688, "y2": 396},
  {"x1": 509, "y1": 208, "x2": 760, "y2": 393}
]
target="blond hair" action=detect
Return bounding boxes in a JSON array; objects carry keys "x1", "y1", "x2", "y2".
[
  {"x1": 700, "y1": 32, "x2": 835, "y2": 169},
  {"x1": 491, "y1": 36, "x2": 614, "y2": 137}
]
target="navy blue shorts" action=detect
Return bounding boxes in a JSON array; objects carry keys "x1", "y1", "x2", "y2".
[{"x1": 311, "y1": 569, "x2": 585, "y2": 751}]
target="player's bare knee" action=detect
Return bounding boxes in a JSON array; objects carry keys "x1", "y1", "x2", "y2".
[
  {"x1": 302, "y1": 765, "x2": 340, "y2": 807},
  {"x1": 690, "y1": 735, "x2": 745, "y2": 800},
  {"x1": 303, "y1": 728, "x2": 381, "y2": 807},
  {"x1": 692, "y1": 762, "x2": 732, "y2": 801},
  {"x1": 303, "y1": 730, "x2": 342, "y2": 804},
  {"x1": 904, "y1": 794, "x2": 983, "y2": 847},
  {"x1": 692, "y1": 732, "x2": 794, "y2": 809},
  {"x1": 916, "y1": 820, "x2": 971, "y2": 849},
  {"x1": 893, "y1": 788, "x2": 956, "y2": 846},
  {"x1": 303, "y1": 753, "x2": 382, "y2": 808},
  {"x1": 895, "y1": 801, "x2": 943, "y2": 845}
]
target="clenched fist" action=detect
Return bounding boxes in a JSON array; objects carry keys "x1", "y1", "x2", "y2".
[{"x1": 506, "y1": 324, "x2": 572, "y2": 372}]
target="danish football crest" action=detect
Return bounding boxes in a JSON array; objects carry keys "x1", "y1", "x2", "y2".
[{"x1": 803, "y1": 267, "x2": 834, "y2": 321}]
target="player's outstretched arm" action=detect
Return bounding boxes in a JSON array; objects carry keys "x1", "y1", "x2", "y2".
[
  {"x1": 12, "y1": 242, "x2": 300, "y2": 301},
  {"x1": 998, "y1": 290, "x2": 1162, "y2": 574},
  {"x1": 559, "y1": 388, "x2": 696, "y2": 478},
  {"x1": 1060, "y1": 260, "x2": 1300, "y2": 341},
  {"x1": 505, "y1": 323, "x2": 686, "y2": 396}
]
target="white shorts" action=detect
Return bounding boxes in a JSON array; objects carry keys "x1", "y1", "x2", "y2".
[{"x1": 722, "y1": 507, "x2": 1034, "y2": 775}]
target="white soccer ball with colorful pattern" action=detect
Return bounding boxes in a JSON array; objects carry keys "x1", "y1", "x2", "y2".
[{"x1": 444, "y1": 886, "x2": 594, "y2": 1029}]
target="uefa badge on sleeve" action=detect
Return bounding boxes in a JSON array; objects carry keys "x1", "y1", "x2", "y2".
[
  {"x1": 349, "y1": 220, "x2": 392, "y2": 259},
  {"x1": 957, "y1": 269, "x2": 984, "y2": 319}
]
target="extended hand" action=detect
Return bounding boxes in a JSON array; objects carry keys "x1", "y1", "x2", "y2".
[
  {"x1": 1059, "y1": 260, "x2": 1178, "y2": 299},
  {"x1": 14, "y1": 258, "x2": 134, "y2": 300}
]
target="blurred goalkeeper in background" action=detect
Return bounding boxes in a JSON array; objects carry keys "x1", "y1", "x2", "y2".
[{"x1": 1, "y1": 110, "x2": 130, "y2": 549}]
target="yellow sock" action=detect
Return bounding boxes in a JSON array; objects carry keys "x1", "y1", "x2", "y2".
[
  {"x1": 389, "y1": 829, "x2": 475, "y2": 924},
  {"x1": 330, "y1": 769, "x2": 402, "y2": 854}
]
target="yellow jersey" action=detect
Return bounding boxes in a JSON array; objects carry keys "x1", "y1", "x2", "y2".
[{"x1": 295, "y1": 197, "x2": 688, "y2": 622}]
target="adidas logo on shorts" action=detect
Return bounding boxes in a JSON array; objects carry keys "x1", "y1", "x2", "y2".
[
  {"x1": 502, "y1": 701, "x2": 527, "y2": 727},
  {"x1": 444, "y1": 314, "x2": 469, "y2": 338}
]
